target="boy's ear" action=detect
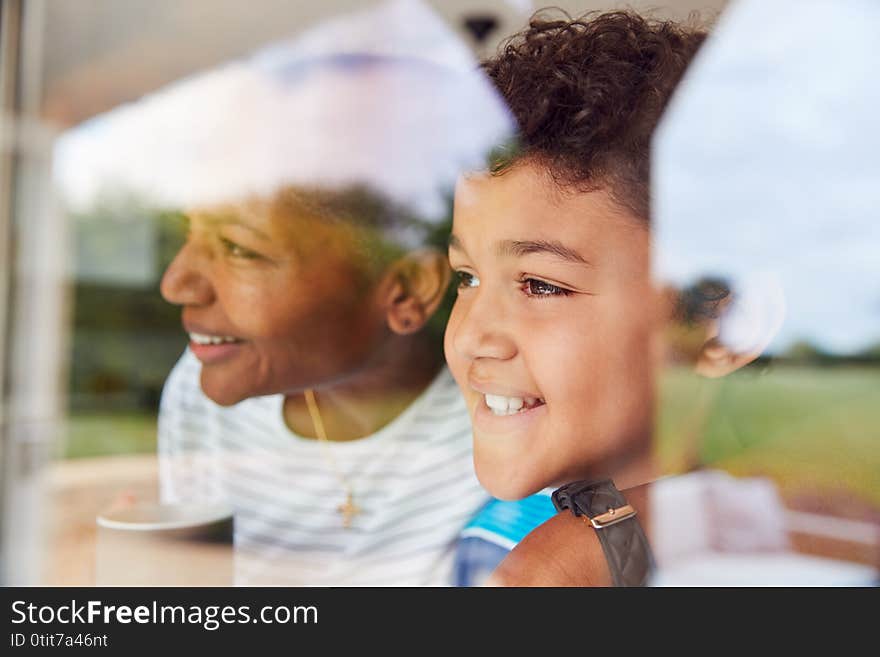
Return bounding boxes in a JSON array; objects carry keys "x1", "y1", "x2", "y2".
[
  {"x1": 695, "y1": 335, "x2": 763, "y2": 378},
  {"x1": 380, "y1": 249, "x2": 451, "y2": 335},
  {"x1": 661, "y1": 273, "x2": 785, "y2": 378},
  {"x1": 694, "y1": 274, "x2": 786, "y2": 378}
]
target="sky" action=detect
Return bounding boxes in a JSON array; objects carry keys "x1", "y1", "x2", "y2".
[{"x1": 654, "y1": 0, "x2": 880, "y2": 355}]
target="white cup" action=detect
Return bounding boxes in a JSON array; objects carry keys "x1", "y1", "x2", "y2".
[{"x1": 95, "y1": 503, "x2": 234, "y2": 586}]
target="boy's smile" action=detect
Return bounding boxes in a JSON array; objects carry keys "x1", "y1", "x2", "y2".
[
  {"x1": 468, "y1": 375, "x2": 547, "y2": 430},
  {"x1": 445, "y1": 164, "x2": 659, "y2": 500}
]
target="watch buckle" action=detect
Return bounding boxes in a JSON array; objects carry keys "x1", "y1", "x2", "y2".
[{"x1": 586, "y1": 504, "x2": 636, "y2": 529}]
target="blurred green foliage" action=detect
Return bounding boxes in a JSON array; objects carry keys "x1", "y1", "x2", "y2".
[
  {"x1": 63, "y1": 412, "x2": 158, "y2": 459},
  {"x1": 69, "y1": 203, "x2": 186, "y2": 413}
]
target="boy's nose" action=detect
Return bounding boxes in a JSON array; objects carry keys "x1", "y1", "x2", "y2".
[
  {"x1": 159, "y1": 241, "x2": 215, "y2": 307},
  {"x1": 449, "y1": 292, "x2": 516, "y2": 362}
]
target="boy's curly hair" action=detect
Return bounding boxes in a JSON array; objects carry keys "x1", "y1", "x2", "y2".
[{"x1": 482, "y1": 9, "x2": 707, "y2": 221}]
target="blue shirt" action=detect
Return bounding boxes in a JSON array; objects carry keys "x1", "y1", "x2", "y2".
[{"x1": 454, "y1": 492, "x2": 557, "y2": 586}]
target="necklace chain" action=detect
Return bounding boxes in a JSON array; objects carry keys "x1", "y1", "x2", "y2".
[{"x1": 303, "y1": 389, "x2": 361, "y2": 528}]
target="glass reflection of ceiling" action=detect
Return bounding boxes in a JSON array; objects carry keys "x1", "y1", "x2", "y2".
[{"x1": 52, "y1": 0, "x2": 514, "y2": 221}]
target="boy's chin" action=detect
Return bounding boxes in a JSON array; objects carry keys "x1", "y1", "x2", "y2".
[{"x1": 474, "y1": 460, "x2": 545, "y2": 502}]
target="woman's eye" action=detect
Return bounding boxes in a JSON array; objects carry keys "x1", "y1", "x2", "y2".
[
  {"x1": 522, "y1": 277, "x2": 572, "y2": 297},
  {"x1": 455, "y1": 270, "x2": 480, "y2": 289},
  {"x1": 220, "y1": 237, "x2": 261, "y2": 260}
]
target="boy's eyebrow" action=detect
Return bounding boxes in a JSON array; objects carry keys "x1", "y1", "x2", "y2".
[
  {"x1": 497, "y1": 239, "x2": 591, "y2": 265},
  {"x1": 448, "y1": 234, "x2": 466, "y2": 252}
]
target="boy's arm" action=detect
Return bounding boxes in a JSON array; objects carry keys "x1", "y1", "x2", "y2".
[
  {"x1": 486, "y1": 483, "x2": 652, "y2": 587},
  {"x1": 486, "y1": 512, "x2": 613, "y2": 586}
]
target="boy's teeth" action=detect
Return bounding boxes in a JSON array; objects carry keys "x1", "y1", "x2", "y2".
[
  {"x1": 189, "y1": 332, "x2": 239, "y2": 345},
  {"x1": 484, "y1": 394, "x2": 543, "y2": 416}
]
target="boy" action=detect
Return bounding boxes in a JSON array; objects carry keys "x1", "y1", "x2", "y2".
[{"x1": 444, "y1": 10, "x2": 746, "y2": 585}]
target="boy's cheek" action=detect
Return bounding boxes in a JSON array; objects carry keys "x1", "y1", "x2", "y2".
[
  {"x1": 442, "y1": 329, "x2": 465, "y2": 381},
  {"x1": 446, "y1": 362, "x2": 472, "y2": 411}
]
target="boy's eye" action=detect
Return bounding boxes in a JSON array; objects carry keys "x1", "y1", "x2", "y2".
[
  {"x1": 521, "y1": 277, "x2": 572, "y2": 297},
  {"x1": 455, "y1": 270, "x2": 480, "y2": 289},
  {"x1": 220, "y1": 237, "x2": 262, "y2": 260}
]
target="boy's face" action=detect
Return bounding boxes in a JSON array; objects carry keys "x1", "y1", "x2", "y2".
[
  {"x1": 160, "y1": 198, "x2": 387, "y2": 405},
  {"x1": 445, "y1": 165, "x2": 659, "y2": 499}
]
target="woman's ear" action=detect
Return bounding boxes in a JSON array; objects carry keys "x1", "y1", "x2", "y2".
[{"x1": 380, "y1": 249, "x2": 451, "y2": 335}]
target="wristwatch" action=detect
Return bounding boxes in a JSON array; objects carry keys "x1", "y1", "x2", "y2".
[{"x1": 552, "y1": 479, "x2": 655, "y2": 587}]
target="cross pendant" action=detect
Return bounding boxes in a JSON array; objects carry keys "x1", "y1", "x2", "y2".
[{"x1": 337, "y1": 491, "x2": 361, "y2": 528}]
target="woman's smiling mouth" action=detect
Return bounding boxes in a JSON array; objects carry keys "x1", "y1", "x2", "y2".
[
  {"x1": 189, "y1": 332, "x2": 242, "y2": 345},
  {"x1": 187, "y1": 331, "x2": 245, "y2": 364}
]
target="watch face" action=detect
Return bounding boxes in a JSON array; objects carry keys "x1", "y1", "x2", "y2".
[{"x1": 553, "y1": 479, "x2": 618, "y2": 514}]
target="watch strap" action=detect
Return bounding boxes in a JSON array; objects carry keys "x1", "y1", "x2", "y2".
[{"x1": 552, "y1": 479, "x2": 655, "y2": 587}]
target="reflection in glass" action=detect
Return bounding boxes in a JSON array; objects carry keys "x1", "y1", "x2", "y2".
[
  {"x1": 48, "y1": 0, "x2": 513, "y2": 586},
  {"x1": 652, "y1": 0, "x2": 879, "y2": 584}
]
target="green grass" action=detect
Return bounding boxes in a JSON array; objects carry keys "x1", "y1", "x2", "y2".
[{"x1": 657, "y1": 365, "x2": 880, "y2": 510}]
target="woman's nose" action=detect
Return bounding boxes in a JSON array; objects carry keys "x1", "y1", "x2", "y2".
[
  {"x1": 159, "y1": 241, "x2": 215, "y2": 307},
  {"x1": 449, "y1": 291, "x2": 516, "y2": 363}
]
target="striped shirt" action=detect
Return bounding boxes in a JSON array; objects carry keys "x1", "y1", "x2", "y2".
[{"x1": 158, "y1": 349, "x2": 489, "y2": 586}]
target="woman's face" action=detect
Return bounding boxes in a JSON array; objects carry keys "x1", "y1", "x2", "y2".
[
  {"x1": 445, "y1": 165, "x2": 660, "y2": 500},
  {"x1": 160, "y1": 198, "x2": 387, "y2": 405}
]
